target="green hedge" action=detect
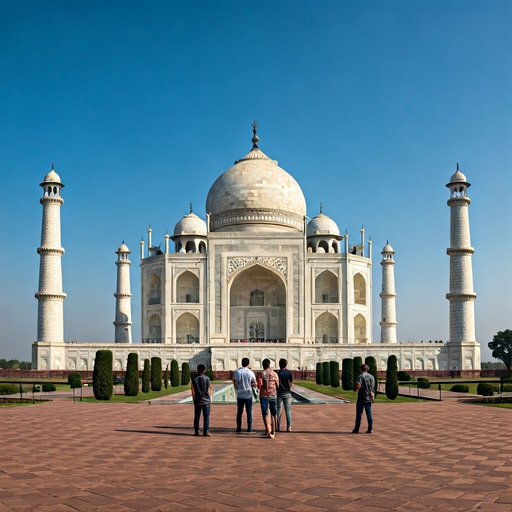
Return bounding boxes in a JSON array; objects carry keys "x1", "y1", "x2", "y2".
[
  {"x1": 417, "y1": 377, "x2": 430, "y2": 389},
  {"x1": 316, "y1": 362, "x2": 323, "y2": 385},
  {"x1": 0, "y1": 383, "x2": 18, "y2": 395},
  {"x1": 330, "y1": 361, "x2": 340, "y2": 388},
  {"x1": 385, "y1": 355, "x2": 398, "y2": 400},
  {"x1": 365, "y1": 356, "x2": 378, "y2": 395},
  {"x1": 397, "y1": 371, "x2": 412, "y2": 382},
  {"x1": 124, "y1": 353, "x2": 139, "y2": 396},
  {"x1": 450, "y1": 384, "x2": 469, "y2": 393},
  {"x1": 181, "y1": 362, "x2": 190, "y2": 385},
  {"x1": 67, "y1": 372, "x2": 82, "y2": 389},
  {"x1": 342, "y1": 358, "x2": 353, "y2": 391},
  {"x1": 206, "y1": 369, "x2": 214, "y2": 381},
  {"x1": 163, "y1": 365, "x2": 169, "y2": 389},
  {"x1": 93, "y1": 350, "x2": 113, "y2": 400},
  {"x1": 352, "y1": 357, "x2": 363, "y2": 387},
  {"x1": 477, "y1": 383, "x2": 494, "y2": 396},
  {"x1": 142, "y1": 359, "x2": 150, "y2": 393},
  {"x1": 171, "y1": 360, "x2": 180, "y2": 387},
  {"x1": 42, "y1": 383, "x2": 56, "y2": 392},
  {"x1": 151, "y1": 357, "x2": 162, "y2": 391},
  {"x1": 322, "y1": 361, "x2": 331, "y2": 386}
]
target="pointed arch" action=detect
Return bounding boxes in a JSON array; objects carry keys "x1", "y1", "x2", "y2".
[
  {"x1": 198, "y1": 241, "x2": 207, "y2": 253},
  {"x1": 177, "y1": 271, "x2": 199, "y2": 303},
  {"x1": 147, "y1": 273, "x2": 161, "y2": 305},
  {"x1": 354, "y1": 273, "x2": 366, "y2": 305},
  {"x1": 185, "y1": 240, "x2": 195, "y2": 253},
  {"x1": 176, "y1": 312, "x2": 199, "y2": 344},
  {"x1": 315, "y1": 312, "x2": 338, "y2": 343},
  {"x1": 318, "y1": 240, "x2": 329, "y2": 253},
  {"x1": 315, "y1": 270, "x2": 339, "y2": 303},
  {"x1": 149, "y1": 314, "x2": 162, "y2": 343},
  {"x1": 354, "y1": 314, "x2": 367, "y2": 344}
]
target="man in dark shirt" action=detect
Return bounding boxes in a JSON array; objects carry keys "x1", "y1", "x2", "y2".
[
  {"x1": 191, "y1": 364, "x2": 213, "y2": 436},
  {"x1": 276, "y1": 358, "x2": 293, "y2": 432},
  {"x1": 352, "y1": 363, "x2": 375, "y2": 434}
]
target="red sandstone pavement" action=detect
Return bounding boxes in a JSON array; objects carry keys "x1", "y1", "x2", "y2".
[{"x1": 1, "y1": 400, "x2": 511, "y2": 512}]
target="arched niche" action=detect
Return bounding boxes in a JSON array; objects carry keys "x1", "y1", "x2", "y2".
[
  {"x1": 354, "y1": 313, "x2": 367, "y2": 343},
  {"x1": 149, "y1": 314, "x2": 162, "y2": 343},
  {"x1": 177, "y1": 271, "x2": 199, "y2": 303},
  {"x1": 315, "y1": 312, "x2": 338, "y2": 343},
  {"x1": 185, "y1": 241, "x2": 195, "y2": 253},
  {"x1": 315, "y1": 270, "x2": 339, "y2": 303},
  {"x1": 147, "y1": 274, "x2": 161, "y2": 305},
  {"x1": 176, "y1": 312, "x2": 199, "y2": 344},
  {"x1": 229, "y1": 264, "x2": 286, "y2": 343},
  {"x1": 354, "y1": 273, "x2": 366, "y2": 305}
]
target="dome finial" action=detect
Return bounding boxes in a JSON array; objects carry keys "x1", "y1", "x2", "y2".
[
  {"x1": 320, "y1": 202, "x2": 323, "y2": 214},
  {"x1": 251, "y1": 120, "x2": 259, "y2": 148},
  {"x1": 457, "y1": 162, "x2": 459, "y2": 171},
  {"x1": 190, "y1": 202, "x2": 193, "y2": 214},
  {"x1": 51, "y1": 162, "x2": 54, "y2": 170}
]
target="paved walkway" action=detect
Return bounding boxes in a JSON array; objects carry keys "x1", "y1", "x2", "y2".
[{"x1": 1, "y1": 399, "x2": 511, "y2": 511}]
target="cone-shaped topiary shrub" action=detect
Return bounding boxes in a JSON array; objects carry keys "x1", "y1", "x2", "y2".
[
  {"x1": 417, "y1": 377, "x2": 430, "y2": 389},
  {"x1": 385, "y1": 355, "x2": 399, "y2": 400},
  {"x1": 181, "y1": 362, "x2": 190, "y2": 385},
  {"x1": 124, "y1": 353, "x2": 139, "y2": 396},
  {"x1": 397, "y1": 371, "x2": 412, "y2": 382},
  {"x1": 142, "y1": 359, "x2": 150, "y2": 393},
  {"x1": 342, "y1": 358, "x2": 353, "y2": 391},
  {"x1": 322, "y1": 361, "x2": 331, "y2": 386},
  {"x1": 352, "y1": 357, "x2": 363, "y2": 388},
  {"x1": 151, "y1": 357, "x2": 162, "y2": 391},
  {"x1": 67, "y1": 372, "x2": 82, "y2": 389},
  {"x1": 330, "y1": 361, "x2": 340, "y2": 388},
  {"x1": 365, "y1": 356, "x2": 378, "y2": 395},
  {"x1": 316, "y1": 362, "x2": 323, "y2": 385},
  {"x1": 171, "y1": 359, "x2": 180, "y2": 387},
  {"x1": 206, "y1": 368, "x2": 214, "y2": 381},
  {"x1": 93, "y1": 350, "x2": 113, "y2": 400}
]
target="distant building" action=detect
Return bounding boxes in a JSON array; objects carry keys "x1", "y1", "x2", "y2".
[{"x1": 32, "y1": 126, "x2": 480, "y2": 371}]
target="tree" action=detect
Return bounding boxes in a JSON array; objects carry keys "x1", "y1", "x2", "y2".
[
  {"x1": 124, "y1": 353, "x2": 139, "y2": 396},
  {"x1": 181, "y1": 362, "x2": 190, "y2": 385},
  {"x1": 330, "y1": 361, "x2": 340, "y2": 388},
  {"x1": 142, "y1": 359, "x2": 150, "y2": 393},
  {"x1": 341, "y1": 358, "x2": 353, "y2": 391},
  {"x1": 67, "y1": 373, "x2": 82, "y2": 389},
  {"x1": 93, "y1": 350, "x2": 113, "y2": 400},
  {"x1": 322, "y1": 361, "x2": 331, "y2": 386},
  {"x1": 164, "y1": 365, "x2": 169, "y2": 389},
  {"x1": 171, "y1": 359, "x2": 180, "y2": 387},
  {"x1": 352, "y1": 357, "x2": 363, "y2": 388},
  {"x1": 488, "y1": 330, "x2": 512, "y2": 370},
  {"x1": 316, "y1": 362, "x2": 323, "y2": 385},
  {"x1": 151, "y1": 357, "x2": 162, "y2": 391},
  {"x1": 365, "y1": 356, "x2": 378, "y2": 395},
  {"x1": 385, "y1": 355, "x2": 398, "y2": 400}
]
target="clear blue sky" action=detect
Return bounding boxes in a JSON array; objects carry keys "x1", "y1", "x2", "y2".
[{"x1": 1, "y1": 0, "x2": 510, "y2": 362}]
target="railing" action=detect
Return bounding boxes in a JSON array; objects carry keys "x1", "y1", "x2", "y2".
[
  {"x1": 148, "y1": 297, "x2": 161, "y2": 305},
  {"x1": 142, "y1": 338, "x2": 162, "y2": 344}
]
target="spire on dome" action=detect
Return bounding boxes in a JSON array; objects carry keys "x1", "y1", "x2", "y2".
[
  {"x1": 457, "y1": 162, "x2": 459, "y2": 171},
  {"x1": 320, "y1": 202, "x2": 323, "y2": 214},
  {"x1": 190, "y1": 202, "x2": 193, "y2": 214},
  {"x1": 51, "y1": 162, "x2": 54, "y2": 170},
  {"x1": 251, "y1": 120, "x2": 259, "y2": 149}
]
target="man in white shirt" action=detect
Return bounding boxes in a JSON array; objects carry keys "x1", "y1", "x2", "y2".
[{"x1": 233, "y1": 357, "x2": 257, "y2": 433}]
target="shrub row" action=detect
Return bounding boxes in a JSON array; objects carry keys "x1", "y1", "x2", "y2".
[{"x1": 450, "y1": 384, "x2": 469, "y2": 393}]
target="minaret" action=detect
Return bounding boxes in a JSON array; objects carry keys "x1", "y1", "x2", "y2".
[
  {"x1": 35, "y1": 164, "x2": 66, "y2": 343},
  {"x1": 446, "y1": 165, "x2": 478, "y2": 368},
  {"x1": 380, "y1": 242, "x2": 397, "y2": 343},
  {"x1": 114, "y1": 242, "x2": 132, "y2": 343}
]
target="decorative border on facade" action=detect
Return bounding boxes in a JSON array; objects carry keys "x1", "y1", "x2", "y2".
[{"x1": 227, "y1": 256, "x2": 287, "y2": 278}]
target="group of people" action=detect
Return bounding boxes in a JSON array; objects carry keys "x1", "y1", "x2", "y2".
[{"x1": 190, "y1": 359, "x2": 374, "y2": 437}]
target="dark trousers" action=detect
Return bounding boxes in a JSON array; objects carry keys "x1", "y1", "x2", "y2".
[
  {"x1": 236, "y1": 397, "x2": 253, "y2": 431},
  {"x1": 354, "y1": 401, "x2": 373, "y2": 432},
  {"x1": 194, "y1": 403, "x2": 210, "y2": 434}
]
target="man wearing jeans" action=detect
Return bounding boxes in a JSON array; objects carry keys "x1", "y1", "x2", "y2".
[
  {"x1": 233, "y1": 357, "x2": 257, "y2": 433},
  {"x1": 352, "y1": 363, "x2": 375, "y2": 434},
  {"x1": 276, "y1": 358, "x2": 293, "y2": 432},
  {"x1": 191, "y1": 364, "x2": 212, "y2": 436},
  {"x1": 260, "y1": 358, "x2": 279, "y2": 438}
]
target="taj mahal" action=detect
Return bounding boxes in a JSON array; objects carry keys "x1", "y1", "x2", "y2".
[{"x1": 32, "y1": 123, "x2": 480, "y2": 372}]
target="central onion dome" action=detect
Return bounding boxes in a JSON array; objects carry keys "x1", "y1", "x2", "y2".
[{"x1": 206, "y1": 123, "x2": 306, "y2": 232}]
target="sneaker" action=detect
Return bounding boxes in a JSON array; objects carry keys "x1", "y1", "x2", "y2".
[
  {"x1": 366, "y1": 430, "x2": 373, "y2": 434},
  {"x1": 268, "y1": 432, "x2": 275, "y2": 439},
  {"x1": 235, "y1": 429, "x2": 242, "y2": 434},
  {"x1": 352, "y1": 429, "x2": 359, "y2": 434},
  {"x1": 287, "y1": 427, "x2": 292, "y2": 432},
  {"x1": 203, "y1": 432, "x2": 211, "y2": 437},
  {"x1": 194, "y1": 431, "x2": 200, "y2": 436}
]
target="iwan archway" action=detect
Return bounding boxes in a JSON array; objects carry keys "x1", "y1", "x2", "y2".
[{"x1": 229, "y1": 264, "x2": 286, "y2": 342}]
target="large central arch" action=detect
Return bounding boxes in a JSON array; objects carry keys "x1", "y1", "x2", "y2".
[{"x1": 229, "y1": 264, "x2": 286, "y2": 342}]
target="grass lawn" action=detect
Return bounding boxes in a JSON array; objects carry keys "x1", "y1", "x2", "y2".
[
  {"x1": 296, "y1": 380, "x2": 427, "y2": 403},
  {"x1": 81, "y1": 384, "x2": 191, "y2": 403}
]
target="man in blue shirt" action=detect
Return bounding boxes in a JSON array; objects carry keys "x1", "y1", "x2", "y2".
[
  {"x1": 352, "y1": 363, "x2": 375, "y2": 434},
  {"x1": 233, "y1": 357, "x2": 257, "y2": 433},
  {"x1": 191, "y1": 364, "x2": 213, "y2": 436}
]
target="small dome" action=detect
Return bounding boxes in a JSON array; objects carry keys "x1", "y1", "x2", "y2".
[
  {"x1": 173, "y1": 212, "x2": 207, "y2": 237},
  {"x1": 117, "y1": 242, "x2": 130, "y2": 253},
  {"x1": 382, "y1": 241, "x2": 394, "y2": 253},
  {"x1": 450, "y1": 169, "x2": 467, "y2": 183},
  {"x1": 307, "y1": 213, "x2": 340, "y2": 237},
  {"x1": 41, "y1": 164, "x2": 64, "y2": 187}
]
